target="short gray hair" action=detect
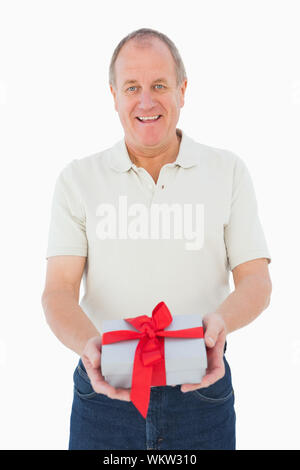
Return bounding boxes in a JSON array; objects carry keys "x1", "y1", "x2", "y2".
[{"x1": 109, "y1": 28, "x2": 187, "y2": 89}]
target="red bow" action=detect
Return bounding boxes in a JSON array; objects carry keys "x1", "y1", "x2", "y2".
[{"x1": 101, "y1": 301, "x2": 204, "y2": 419}]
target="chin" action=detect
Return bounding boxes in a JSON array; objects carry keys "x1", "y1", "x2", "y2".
[
  {"x1": 139, "y1": 136, "x2": 162, "y2": 147},
  {"x1": 136, "y1": 130, "x2": 166, "y2": 147}
]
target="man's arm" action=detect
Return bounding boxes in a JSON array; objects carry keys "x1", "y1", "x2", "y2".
[
  {"x1": 181, "y1": 258, "x2": 272, "y2": 392},
  {"x1": 41, "y1": 255, "x2": 131, "y2": 401},
  {"x1": 41, "y1": 255, "x2": 99, "y2": 356},
  {"x1": 215, "y1": 257, "x2": 272, "y2": 335}
]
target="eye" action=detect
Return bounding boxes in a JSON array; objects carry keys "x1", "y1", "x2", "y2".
[
  {"x1": 155, "y1": 84, "x2": 165, "y2": 89},
  {"x1": 127, "y1": 86, "x2": 137, "y2": 92}
]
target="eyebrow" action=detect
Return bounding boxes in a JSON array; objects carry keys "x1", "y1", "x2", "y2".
[{"x1": 122, "y1": 78, "x2": 168, "y2": 87}]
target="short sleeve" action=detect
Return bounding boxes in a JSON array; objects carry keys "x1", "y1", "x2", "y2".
[
  {"x1": 45, "y1": 163, "x2": 88, "y2": 259},
  {"x1": 224, "y1": 155, "x2": 271, "y2": 271}
]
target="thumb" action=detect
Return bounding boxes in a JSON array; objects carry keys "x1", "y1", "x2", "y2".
[
  {"x1": 204, "y1": 325, "x2": 219, "y2": 348},
  {"x1": 84, "y1": 337, "x2": 101, "y2": 368},
  {"x1": 90, "y1": 342, "x2": 101, "y2": 368}
]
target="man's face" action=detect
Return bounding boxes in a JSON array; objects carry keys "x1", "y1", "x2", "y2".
[{"x1": 110, "y1": 38, "x2": 187, "y2": 150}]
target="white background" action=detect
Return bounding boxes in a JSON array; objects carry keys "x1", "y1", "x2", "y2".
[{"x1": 0, "y1": 0, "x2": 299, "y2": 450}]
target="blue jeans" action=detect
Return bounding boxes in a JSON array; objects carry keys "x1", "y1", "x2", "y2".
[{"x1": 68, "y1": 351, "x2": 236, "y2": 450}]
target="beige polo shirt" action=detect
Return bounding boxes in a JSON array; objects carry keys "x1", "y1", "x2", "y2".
[{"x1": 45, "y1": 128, "x2": 271, "y2": 334}]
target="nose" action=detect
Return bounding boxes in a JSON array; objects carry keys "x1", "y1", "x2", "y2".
[{"x1": 138, "y1": 89, "x2": 156, "y2": 109}]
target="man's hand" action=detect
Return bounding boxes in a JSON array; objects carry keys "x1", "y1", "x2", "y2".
[
  {"x1": 181, "y1": 313, "x2": 227, "y2": 393},
  {"x1": 81, "y1": 336, "x2": 131, "y2": 402}
]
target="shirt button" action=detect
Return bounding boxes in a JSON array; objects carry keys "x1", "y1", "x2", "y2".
[{"x1": 161, "y1": 184, "x2": 165, "y2": 189}]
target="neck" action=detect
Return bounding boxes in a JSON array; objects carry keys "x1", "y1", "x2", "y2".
[{"x1": 125, "y1": 130, "x2": 182, "y2": 184}]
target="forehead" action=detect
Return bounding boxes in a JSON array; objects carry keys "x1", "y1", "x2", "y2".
[{"x1": 114, "y1": 38, "x2": 177, "y2": 85}]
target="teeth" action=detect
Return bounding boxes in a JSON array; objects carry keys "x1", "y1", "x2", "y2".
[{"x1": 138, "y1": 115, "x2": 160, "y2": 121}]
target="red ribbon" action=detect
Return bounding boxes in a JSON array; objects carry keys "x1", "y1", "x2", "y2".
[{"x1": 102, "y1": 302, "x2": 204, "y2": 419}]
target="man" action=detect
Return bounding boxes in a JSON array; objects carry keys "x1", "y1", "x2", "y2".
[{"x1": 42, "y1": 28, "x2": 272, "y2": 450}]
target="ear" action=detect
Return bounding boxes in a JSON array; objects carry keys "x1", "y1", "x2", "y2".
[
  {"x1": 110, "y1": 84, "x2": 118, "y2": 112},
  {"x1": 179, "y1": 79, "x2": 188, "y2": 108}
]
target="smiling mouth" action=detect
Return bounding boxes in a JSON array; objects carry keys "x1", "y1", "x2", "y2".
[{"x1": 136, "y1": 115, "x2": 162, "y2": 123}]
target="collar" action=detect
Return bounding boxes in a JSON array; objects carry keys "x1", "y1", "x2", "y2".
[{"x1": 108, "y1": 128, "x2": 200, "y2": 173}]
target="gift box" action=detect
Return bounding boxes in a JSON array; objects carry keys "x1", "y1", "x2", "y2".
[{"x1": 101, "y1": 301, "x2": 207, "y2": 419}]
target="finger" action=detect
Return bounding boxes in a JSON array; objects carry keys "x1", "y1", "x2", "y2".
[
  {"x1": 180, "y1": 382, "x2": 202, "y2": 393},
  {"x1": 110, "y1": 387, "x2": 131, "y2": 402},
  {"x1": 181, "y1": 369, "x2": 223, "y2": 393},
  {"x1": 200, "y1": 365, "x2": 225, "y2": 387},
  {"x1": 180, "y1": 360, "x2": 225, "y2": 392},
  {"x1": 86, "y1": 364, "x2": 131, "y2": 401},
  {"x1": 83, "y1": 360, "x2": 105, "y2": 388},
  {"x1": 214, "y1": 329, "x2": 226, "y2": 355},
  {"x1": 94, "y1": 382, "x2": 132, "y2": 402},
  {"x1": 86, "y1": 366, "x2": 119, "y2": 397},
  {"x1": 81, "y1": 343, "x2": 113, "y2": 394},
  {"x1": 82, "y1": 338, "x2": 102, "y2": 369},
  {"x1": 203, "y1": 322, "x2": 219, "y2": 349},
  {"x1": 82, "y1": 347, "x2": 132, "y2": 401},
  {"x1": 82, "y1": 339, "x2": 103, "y2": 381},
  {"x1": 94, "y1": 380, "x2": 131, "y2": 402},
  {"x1": 203, "y1": 315, "x2": 226, "y2": 349},
  {"x1": 205, "y1": 335, "x2": 226, "y2": 374}
]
